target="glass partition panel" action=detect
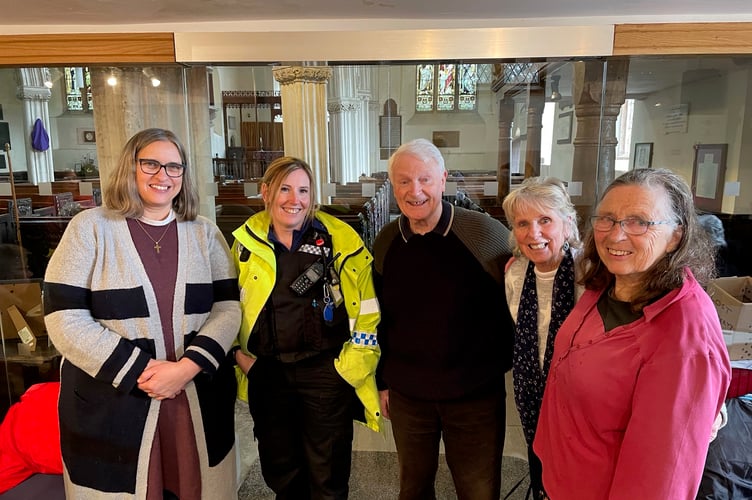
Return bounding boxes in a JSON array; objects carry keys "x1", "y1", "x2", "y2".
[
  {"x1": 0, "y1": 64, "x2": 209, "y2": 414},
  {"x1": 2, "y1": 52, "x2": 752, "y2": 411}
]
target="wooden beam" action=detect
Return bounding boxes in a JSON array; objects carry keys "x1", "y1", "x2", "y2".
[
  {"x1": 0, "y1": 33, "x2": 176, "y2": 66},
  {"x1": 614, "y1": 23, "x2": 752, "y2": 56}
]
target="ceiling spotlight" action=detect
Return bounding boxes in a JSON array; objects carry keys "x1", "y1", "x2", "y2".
[
  {"x1": 550, "y1": 75, "x2": 562, "y2": 102},
  {"x1": 150, "y1": 77, "x2": 161, "y2": 87},
  {"x1": 107, "y1": 74, "x2": 118, "y2": 86}
]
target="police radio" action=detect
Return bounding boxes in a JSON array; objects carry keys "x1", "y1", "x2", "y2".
[{"x1": 290, "y1": 261, "x2": 325, "y2": 296}]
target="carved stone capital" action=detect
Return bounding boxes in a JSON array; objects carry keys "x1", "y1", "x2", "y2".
[
  {"x1": 17, "y1": 86, "x2": 52, "y2": 101},
  {"x1": 273, "y1": 66, "x2": 333, "y2": 85}
]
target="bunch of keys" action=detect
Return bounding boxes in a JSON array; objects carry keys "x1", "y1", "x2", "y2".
[{"x1": 323, "y1": 284, "x2": 335, "y2": 322}]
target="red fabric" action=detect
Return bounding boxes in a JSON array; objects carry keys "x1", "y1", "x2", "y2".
[
  {"x1": 0, "y1": 382, "x2": 62, "y2": 494},
  {"x1": 728, "y1": 368, "x2": 752, "y2": 399}
]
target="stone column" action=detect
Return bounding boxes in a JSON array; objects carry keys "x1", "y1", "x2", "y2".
[
  {"x1": 496, "y1": 96, "x2": 515, "y2": 202},
  {"x1": 273, "y1": 66, "x2": 332, "y2": 202},
  {"x1": 570, "y1": 59, "x2": 629, "y2": 210},
  {"x1": 524, "y1": 90, "x2": 546, "y2": 178},
  {"x1": 16, "y1": 68, "x2": 54, "y2": 184},
  {"x1": 328, "y1": 65, "x2": 377, "y2": 183},
  {"x1": 184, "y1": 67, "x2": 216, "y2": 220},
  {"x1": 90, "y1": 67, "x2": 216, "y2": 219}
]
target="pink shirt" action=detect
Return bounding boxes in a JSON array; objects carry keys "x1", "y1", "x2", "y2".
[{"x1": 534, "y1": 270, "x2": 730, "y2": 500}]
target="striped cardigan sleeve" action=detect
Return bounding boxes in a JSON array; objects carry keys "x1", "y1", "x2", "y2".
[{"x1": 44, "y1": 210, "x2": 152, "y2": 392}]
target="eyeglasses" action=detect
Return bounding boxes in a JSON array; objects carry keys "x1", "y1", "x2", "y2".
[
  {"x1": 138, "y1": 158, "x2": 185, "y2": 178},
  {"x1": 590, "y1": 215, "x2": 676, "y2": 235}
]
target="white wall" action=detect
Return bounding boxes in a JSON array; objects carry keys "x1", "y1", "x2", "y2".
[
  {"x1": 375, "y1": 65, "x2": 500, "y2": 173},
  {"x1": 631, "y1": 65, "x2": 752, "y2": 214}
]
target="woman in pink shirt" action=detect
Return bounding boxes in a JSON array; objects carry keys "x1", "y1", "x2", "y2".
[{"x1": 534, "y1": 168, "x2": 730, "y2": 500}]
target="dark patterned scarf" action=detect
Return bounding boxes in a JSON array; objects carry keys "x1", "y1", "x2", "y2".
[{"x1": 513, "y1": 248, "x2": 575, "y2": 444}]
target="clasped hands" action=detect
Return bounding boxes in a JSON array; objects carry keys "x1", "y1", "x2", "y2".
[{"x1": 137, "y1": 358, "x2": 200, "y2": 401}]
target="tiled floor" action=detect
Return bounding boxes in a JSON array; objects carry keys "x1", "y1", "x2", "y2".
[{"x1": 236, "y1": 372, "x2": 530, "y2": 498}]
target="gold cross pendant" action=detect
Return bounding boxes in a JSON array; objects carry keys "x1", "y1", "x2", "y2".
[{"x1": 154, "y1": 242, "x2": 161, "y2": 253}]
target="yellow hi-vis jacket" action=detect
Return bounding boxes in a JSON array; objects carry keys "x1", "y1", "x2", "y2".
[{"x1": 231, "y1": 210, "x2": 382, "y2": 432}]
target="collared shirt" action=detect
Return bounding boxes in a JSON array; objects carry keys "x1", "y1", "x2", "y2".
[
  {"x1": 397, "y1": 200, "x2": 454, "y2": 241},
  {"x1": 268, "y1": 217, "x2": 328, "y2": 253}
]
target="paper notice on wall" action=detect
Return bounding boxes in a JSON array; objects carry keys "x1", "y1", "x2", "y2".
[
  {"x1": 567, "y1": 181, "x2": 583, "y2": 197},
  {"x1": 663, "y1": 104, "x2": 689, "y2": 135},
  {"x1": 696, "y1": 154, "x2": 719, "y2": 199},
  {"x1": 0, "y1": 183, "x2": 10, "y2": 196},
  {"x1": 38, "y1": 182, "x2": 52, "y2": 195},
  {"x1": 445, "y1": 181, "x2": 458, "y2": 195},
  {"x1": 724, "y1": 181, "x2": 741, "y2": 197}
]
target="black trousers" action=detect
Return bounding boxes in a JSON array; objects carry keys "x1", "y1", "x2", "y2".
[
  {"x1": 246, "y1": 353, "x2": 355, "y2": 500},
  {"x1": 388, "y1": 387, "x2": 506, "y2": 500},
  {"x1": 527, "y1": 443, "x2": 547, "y2": 500}
]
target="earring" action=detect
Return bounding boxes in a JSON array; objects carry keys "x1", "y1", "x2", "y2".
[{"x1": 562, "y1": 241, "x2": 570, "y2": 252}]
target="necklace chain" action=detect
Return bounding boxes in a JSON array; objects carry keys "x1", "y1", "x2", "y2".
[{"x1": 135, "y1": 220, "x2": 171, "y2": 253}]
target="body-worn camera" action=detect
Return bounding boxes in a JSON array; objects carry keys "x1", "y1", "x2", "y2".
[{"x1": 290, "y1": 261, "x2": 325, "y2": 295}]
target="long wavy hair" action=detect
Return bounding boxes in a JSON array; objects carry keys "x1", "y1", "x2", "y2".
[
  {"x1": 581, "y1": 168, "x2": 716, "y2": 312},
  {"x1": 104, "y1": 128, "x2": 198, "y2": 221}
]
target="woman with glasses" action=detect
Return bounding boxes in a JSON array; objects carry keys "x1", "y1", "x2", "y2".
[
  {"x1": 534, "y1": 168, "x2": 730, "y2": 500},
  {"x1": 502, "y1": 176, "x2": 584, "y2": 500},
  {"x1": 43, "y1": 128, "x2": 241, "y2": 499},
  {"x1": 231, "y1": 156, "x2": 381, "y2": 499}
]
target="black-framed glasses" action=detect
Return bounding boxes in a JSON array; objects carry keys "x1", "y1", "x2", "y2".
[
  {"x1": 138, "y1": 158, "x2": 185, "y2": 177},
  {"x1": 590, "y1": 215, "x2": 675, "y2": 235}
]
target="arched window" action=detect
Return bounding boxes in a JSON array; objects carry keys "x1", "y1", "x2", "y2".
[{"x1": 416, "y1": 63, "x2": 486, "y2": 112}]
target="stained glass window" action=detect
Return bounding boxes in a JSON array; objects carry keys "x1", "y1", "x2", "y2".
[
  {"x1": 437, "y1": 64, "x2": 455, "y2": 111},
  {"x1": 64, "y1": 67, "x2": 93, "y2": 111},
  {"x1": 458, "y1": 64, "x2": 477, "y2": 111},
  {"x1": 416, "y1": 64, "x2": 434, "y2": 112},
  {"x1": 415, "y1": 63, "x2": 482, "y2": 112}
]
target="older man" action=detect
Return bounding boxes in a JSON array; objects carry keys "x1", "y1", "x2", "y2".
[{"x1": 373, "y1": 138, "x2": 514, "y2": 500}]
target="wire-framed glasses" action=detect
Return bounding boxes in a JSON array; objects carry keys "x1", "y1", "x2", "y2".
[
  {"x1": 138, "y1": 158, "x2": 185, "y2": 177},
  {"x1": 590, "y1": 215, "x2": 675, "y2": 235}
]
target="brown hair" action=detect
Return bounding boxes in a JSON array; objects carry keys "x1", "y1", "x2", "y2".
[
  {"x1": 104, "y1": 128, "x2": 198, "y2": 221},
  {"x1": 581, "y1": 168, "x2": 716, "y2": 312}
]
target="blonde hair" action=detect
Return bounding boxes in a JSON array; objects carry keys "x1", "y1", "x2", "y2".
[
  {"x1": 502, "y1": 176, "x2": 580, "y2": 254},
  {"x1": 262, "y1": 156, "x2": 317, "y2": 224},
  {"x1": 104, "y1": 128, "x2": 198, "y2": 221}
]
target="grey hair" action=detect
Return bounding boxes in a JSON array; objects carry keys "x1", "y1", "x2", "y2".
[
  {"x1": 581, "y1": 168, "x2": 716, "y2": 311},
  {"x1": 697, "y1": 214, "x2": 727, "y2": 248},
  {"x1": 388, "y1": 138, "x2": 446, "y2": 179}
]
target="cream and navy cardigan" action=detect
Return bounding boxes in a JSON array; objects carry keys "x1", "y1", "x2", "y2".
[{"x1": 43, "y1": 207, "x2": 241, "y2": 499}]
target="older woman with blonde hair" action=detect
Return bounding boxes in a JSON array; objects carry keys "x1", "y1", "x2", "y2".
[{"x1": 502, "y1": 176, "x2": 584, "y2": 500}]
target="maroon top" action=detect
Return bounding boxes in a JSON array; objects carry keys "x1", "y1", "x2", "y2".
[{"x1": 127, "y1": 218, "x2": 202, "y2": 500}]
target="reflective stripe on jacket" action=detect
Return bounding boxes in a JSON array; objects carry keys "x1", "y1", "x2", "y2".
[{"x1": 232, "y1": 210, "x2": 382, "y2": 431}]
